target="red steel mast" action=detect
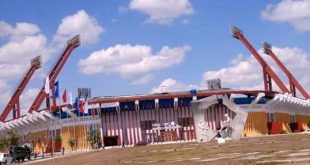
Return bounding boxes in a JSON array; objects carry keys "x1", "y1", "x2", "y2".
[
  {"x1": 28, "y1": 35, "x2": 80, "y2": 113},
  {"x1": 231, "y1": 26, "x2": 289, "y2": 93},
  {"x1": 263, "y1": 42, "x2": 309, "y2": 99},
  {"x1": 0, "y1": 56, "x2": 41, "y2": 121}
]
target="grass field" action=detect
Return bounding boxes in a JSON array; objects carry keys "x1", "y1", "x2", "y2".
[{"x1": 27, "y1": 134, "x2": 310, "y2": 165}]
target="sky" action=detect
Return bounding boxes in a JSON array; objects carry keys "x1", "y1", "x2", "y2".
[{"x1": 0, "y1": 0, "x2": 310, "y2": 117}]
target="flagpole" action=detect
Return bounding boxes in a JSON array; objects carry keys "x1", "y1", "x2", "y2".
[
  {"x1": 77, "y1": 97, "x2": 80, "y2": 151},
  {"x1": 45, "y1": 76, "x2": 54, "y2": 157},
  {"x1": 48, "y1": 95, "x2": 54, "y2": 157},
  {"x1": 58, "y1": 95, "x2": 62, "y2": 139}
]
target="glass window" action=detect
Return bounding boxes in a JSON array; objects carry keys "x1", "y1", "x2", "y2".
[
  {"x1": 178, "y1": 117, "x2": 193, "y2": 127},
  {"x1": 140, "y1": 120, "x2": 155, "y2": 130}
]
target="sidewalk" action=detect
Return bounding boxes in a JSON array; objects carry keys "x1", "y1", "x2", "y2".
[{"x1": 21, "y1": 149, "x2": 102, "y2": 164}]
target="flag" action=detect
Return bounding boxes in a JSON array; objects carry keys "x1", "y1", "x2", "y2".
[
  {"x1": 62, "y1": 89, "x2": 67, "y2": 103},
  {"x1": 55, "y1": 81, "x2": 59, "y2": 99},
  {"x1": 83, "y1": 101, "x2": 88, "y2": 114},
  {"x1": 74, "y1": 97, "x2": 79, "y2": 113},
  {"x1": 91, "y1": 109, "x2": 95, "y2": 118},
  {"x1": 69, "y1": 92, "x2": 73, "y2": 105},
  {"x1": 79, "y1": 101, "x2": 84, "y2": 113},
  {"x1": 44, "y1": 76, "x2": 50, "y2": 94}
]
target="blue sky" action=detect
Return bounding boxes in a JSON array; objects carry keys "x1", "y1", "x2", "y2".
[{"x1": 0, "y1": 0, "x2": 310, "y2": 115}]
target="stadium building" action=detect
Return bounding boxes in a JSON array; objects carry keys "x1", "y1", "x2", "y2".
[{"x1": 0, "y1": 27, "x2": 309, "y2": 153}]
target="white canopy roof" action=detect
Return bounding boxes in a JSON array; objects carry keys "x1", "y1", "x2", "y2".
[{"x1": 0, "y1": 110, "x2": 58, "y2": 136}]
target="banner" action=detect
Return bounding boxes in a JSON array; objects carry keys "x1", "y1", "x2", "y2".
[
  {"x1": 79, "y1": 101, "x2": 85, "y2": 113},
  {"x1": 62, "y1": 89, "x2": 67, "y2": 103},
  {"x1": 44, "y1": 76, "x2": 50, "y2": 94},
  {"x1": 55, "y1": 81, "x2": 59, "y2": 98},
  {"x1": 69, "y1": 92, "x2": 73, "y2": 105},
  {"x1": 100, "y1": 102, "x2": 119, "y2": 108},
  {"x1": 74, "y1": 97, "x2": 79, "y2": 113}
]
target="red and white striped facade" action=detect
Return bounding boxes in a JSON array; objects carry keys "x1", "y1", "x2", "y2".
[
  {"x1": 204, "y1": 104, "x2": 233, "y2": 131},
  {"x1": 99, "y1": 103, "x2": 235, "y2": 146},
  {"x1": 100, "y1": 105, "x2": 197, "y2": 146}
]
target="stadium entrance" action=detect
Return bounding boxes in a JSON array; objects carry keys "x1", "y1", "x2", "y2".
[{"x1": 104, "y1": 136, "x2": 119, "y2": 146}]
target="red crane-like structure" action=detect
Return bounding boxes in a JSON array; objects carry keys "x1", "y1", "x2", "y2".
[
  {"x1": 263, "y1": 42, "x2": 309, "y2": 99},
  {"x1": 28, "y1": 35, "x2": 80, "y2": 113},
  {"x1": 0, "y1": 56, "x2": 42, "y2": 121},
  {"x1": 231, "y1": 26, "x2": 290, "y2": 94}
]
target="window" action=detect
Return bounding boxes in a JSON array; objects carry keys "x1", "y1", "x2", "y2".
[
  {"x1": 140, "y1": 120, "x2": 155, "y2": 130},
  {"x1": 178, "y1": 117, "x2": 194, "y2": 127}
]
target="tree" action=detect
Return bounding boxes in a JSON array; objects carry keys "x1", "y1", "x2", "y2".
[
  {"x1": 0, "y1": 131, "x2": 20, "y2": 152},
  {"x1": 0, "y1": 138, "x2": 9, "y2": 152},
  {"x1": 87, "y1": 128, "x2": 101, "y2": 149},
  {"x1": 7, "y1": 131, "x2": 19, "y2": 147},
  {"x1": 67, "y1": 138, "x2": 75, "y2": 151}
]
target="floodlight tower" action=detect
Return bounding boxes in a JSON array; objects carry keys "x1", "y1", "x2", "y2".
[
  {"x1": 0, "y1": 56, "x2": 42, "y2": 121},
  {"x1": 28, "y1": 35, "x2": 80, "y2": 113},
  {"x1": 231, "y1": 26, "x2": 289, "y2": 93},
  {"x1": 263, "y1": 42, "x2": 309, "y2": 99}
]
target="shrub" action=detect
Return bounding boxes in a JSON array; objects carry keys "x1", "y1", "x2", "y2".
[
  {"x1": 67, "y1": 138, "x2": 75, "y2": 151},
  {"x1": 87, "y1": 128, "x2": 101, "y2": 149}
]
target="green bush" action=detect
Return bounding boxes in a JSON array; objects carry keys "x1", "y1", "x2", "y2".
[
  {"x1": 87, "y1": 128, "x2": 101, "y2": 149},
  {"x1": 8, "y1": 131, "x2": 19, "y2": 147},
  {"x1": 67, "y1": 138, "x2": 75, "y2": 151}
]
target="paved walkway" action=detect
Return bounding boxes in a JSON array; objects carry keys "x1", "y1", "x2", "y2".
[{"x1": 21, "y1": 150, "x2": 101, "y2": 164}]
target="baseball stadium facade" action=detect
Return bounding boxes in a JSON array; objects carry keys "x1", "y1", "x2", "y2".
[
  {"x1": 0, "y1": 27, "x2": 309, "y2": 154},
  {"x1": 1, "y1": 89, "x2": 310, "y2": 154}
]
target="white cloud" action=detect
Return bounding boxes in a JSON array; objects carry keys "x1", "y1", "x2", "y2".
[
  {"x1": 130, "y1": 74, "x2": 154, "y2": 86},
  {"x1": 261, "y1": 0, "x2": 310, "y2": 31},
  {"x1": 0, "y1": 34, "x2": 49, "y2": 63},
  {"x1": 0, "y1": 21, "x2": 41, "y2": 41},
  {"x1": 20, "y1": 88, "x2": 40, "y2": 115},
  {"x1": 0, "y1": 92, "x2": 11, "y2": 111},
  {"x1": 0, "y1": 64, "x2": 24, "y2": 79},
  {"x1": 201, "y1": 54, "x2": 262, "y2": 89},
  {"x1": 53, "y1": 10, "x2": 104, "y2": 45},
  {"x1": 79, "y1": 44, "x2": 190, "y2": 78},
  {"x1": 0, "y1": 80, "x2": 12, "y2": 113},
  {"x1": 0, "y1": 21, "x2": 53, "y2": 80},
  {"x1": 150, "y1": 78, "x2": 197, "y2": 93},
  {"x1": 129, "y1": 0, "x2": 194, "y2": 24},
  {"x1": 0, "y1": 80, "x2": 8, "y2": 91}
]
